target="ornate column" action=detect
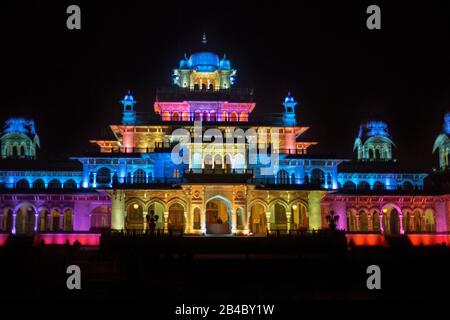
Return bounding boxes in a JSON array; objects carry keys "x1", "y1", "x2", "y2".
[
  {"x1": 399, "y1": 212, "x2": 405, "y2": 234},
  {"x1": 34, "y1": 213, "x2": 39, "y2": 232},
  {"x1": 265, "y1": 211, "x2": 271, "y2": 233},
  {"x1": 286, "y1": 211, "x2": 291, "y2": 233},
  {"x1": 12, "y1": 213, "x2": 17, "y2": 234},
  {"x1": 379, "y1": 212, "x2": 384, "y2": 233},
  {"x1": 163, "y1": 211, "x2": 169, "y2": 233},
  {"x1": 92, "y1": 172, "x2": 97, "y2": 187},
  {"x1": 200, "y1": 208, "x2": 206, "y2": 234},
  {"x1": 231, "y1": 208, "x2": 237, "y2": 234},
  {"x1": 184, "y1": 211, "x2": 189, "y2": 234},
  {"x1": 111, "y1": 190, "x2": 125, "y2": 230},
  {"x1": 308, "y1": 191, "x2": 324, "y2": 231},
  {"x1": 59, "y1": 212, "x2": 64, "y2": 231}
]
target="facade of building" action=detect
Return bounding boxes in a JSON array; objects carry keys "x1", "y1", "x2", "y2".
[{"x1": 1, "y1": 44, "x2": 449, "y2": 245}]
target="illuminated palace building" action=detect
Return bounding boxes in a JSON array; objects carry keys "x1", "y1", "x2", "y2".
[{"x1": 1, "y1": 44, "x2": 450, "y2": 246}]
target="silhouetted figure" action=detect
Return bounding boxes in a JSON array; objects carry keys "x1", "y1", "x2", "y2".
[
  {"x1": 73, "y1": 240, "x2": 81, "y2": 251},
  {"x1": 348, "y1": 238, "x2": 356, "y2": 251}
]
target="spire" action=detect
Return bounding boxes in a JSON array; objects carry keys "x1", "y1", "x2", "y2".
[{"x1": 202, "y1": 32, "x2": 207, "y2": 44}]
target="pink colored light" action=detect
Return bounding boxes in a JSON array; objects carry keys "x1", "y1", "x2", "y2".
[
  {"x1": 346, "y1": 234, "x2": 386, "y2": 246},
  {"x1": 408, "y1": 234, "x2": 450, "y2": 246},
  {"x1": 34, "y1": 233, "x2": 100, "y2": 246},
  {"x1": 0, "y1": 234, "x2": 9, "y2": 246}
]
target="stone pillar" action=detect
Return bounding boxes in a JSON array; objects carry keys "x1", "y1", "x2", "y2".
[
  {"x1": 111, "y1": 190, "x2": 125, "y2": 230},
  {"x1": 184, "y1": 211, "x2": 189, "y2": 234},
  {"x1": 12, "y1": 213, "x2": 17, "y2": 234},
  {"x1": 231, "y1": 208, "x2": 237, "y2": 234},
  {"x1": 92, "y1": 172, "x2": 97, "y2": 187},
  {"x1": 200, "y1": 209, "x2": 206, "y2": 234},
  {"x1": 399, "y1": 212, "x2": 405, "y2": 234},
  {"x1": 308, "y1": 191, "x2": 323, "y2": 231},
  {"x1": 286, "y1": 211, "x2": 291, "y2": 233},
  {"x1": 265, "y1": 211, "x2": 271, "y2": 233},
  {"x1": 379, "y1": 213, "x2": 384, "y2": 233},
  {"x1": 34, "y1": 213, "x2": 39, "y2": 232},
  {"x1": 110, "y1": 172, "x2": 115, "y2": 187},
  {"x1": 59, "y1": 212, "x2": 64, "y2": 231},
  {"x1": 243, "y1": 208, "x2": 249, "y2": 235},
  {"x1": 163, "y1": 211, "x2": 169, "y2": 233}
]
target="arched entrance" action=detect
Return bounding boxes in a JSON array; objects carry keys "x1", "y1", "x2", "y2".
[
  {"x1": 50, "y1": 209, "x2": 60, "y2": 231},
  {"x1": 38, "y1": 208, "x2": 49, "y2": 232},
  {"x1": 168, "y1": 203, "x2": 185, "y2": 231},
  {"x1": 89, "y1": 206, "x2": 110, "y2": 230},
  {"x1": 126, "y1": 203, "x2": 144, "y2": 231},
  {"x1": 249, "y1": 204, "x2": 267, "y2": 235},
  {"x1": 359, "y1": 210, "x2": 369, "y2": 231},
  {"x1": 16, "y1": 204, "x2": 35, "y2": 234},
  {"x1": 271, "y1": 203, "x2": 287, "y2": 231},
  {"x1": 205, "y1": 198, "x2": 231, "y2": 234},
  {"x1": 382, "y1": 205, "x2": 401, "y2": 235},
  {"x1": 148, "y1": 202, "x2": 165, "y2": 230},
  {"x1": 63, "y1": 209, "x2": 73, "y2": 231},
  {"x1": 291, "y1": 203, "x2": 308, "y2": 231}
]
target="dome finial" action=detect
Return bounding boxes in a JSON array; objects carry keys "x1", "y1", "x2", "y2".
[{"x1": 202, "y1": 32, "x2": 207, "y2": 44}]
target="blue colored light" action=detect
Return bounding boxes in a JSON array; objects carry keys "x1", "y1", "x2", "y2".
[{"x1": 3, "y1": 118, "x2": 36, "y2": 135}]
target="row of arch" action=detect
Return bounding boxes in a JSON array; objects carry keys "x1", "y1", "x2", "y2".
[
  {"x1": 162, "y1": 111, "x2": 248, "y2": 122},
  {"x1": 13, "y1": 178, "x2": 78, "y2": 189},
  {"x1": 93, "y1": 167, "x2": 153, "y2": 185},
  {"x1": 347, "y1": 206, "x2": 436, "y2": 234},
  {"x1": 1, "y1": 204, "x2": 112, "y2": 234},
  {"x1": 341, "y1": 180, "x2": 418, "y2": 191},
  {"x1": 3, "y1": 143, "x2": 30, "y2": 158},
  {"x1": 1, "y1": 205, "x2": 74, "y2": 234},
  {"x1": 123, "y1": 197, "x2": 310, "y2": 235},
  {"x1": 276, "y1": 169, "x2": 330, "y2": 185}
]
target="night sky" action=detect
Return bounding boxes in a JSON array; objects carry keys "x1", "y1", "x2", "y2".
[{"x1": 1, "y1": 1, "x2": 450, "y2": 169}]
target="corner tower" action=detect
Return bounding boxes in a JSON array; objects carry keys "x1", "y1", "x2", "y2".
[
  {"x1": 0, "y1": 118, "x2": 40, "y2": 159},
  {"x1": 433, "y1": 112, "x2": 450, "y2": 170},
  {"x1": 172, "y1": 36, "x2": 236, "y2": 90},
  {"x1": 282, "y1": 92, "x2": 298, "y2": 126},
  {"x1": 353, "y1": 121, "x2": 395, "y2": 161}
]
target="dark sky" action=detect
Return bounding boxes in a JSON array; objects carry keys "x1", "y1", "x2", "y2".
[{"x1": 1, "y1": 1, "x2": 450, "y2": 169}]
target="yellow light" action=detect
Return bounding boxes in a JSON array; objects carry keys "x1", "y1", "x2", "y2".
[
  {"x1": 292, "y1": 205, "x2": 298, "y2": 210},
  {"x1": 133, "y1": 203, "x2": 139, "y2": 210},
  {"x1": 382, "y1": 208, "x2": 387, "y2": 213}
]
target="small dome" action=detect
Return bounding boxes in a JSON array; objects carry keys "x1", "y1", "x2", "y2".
[
  {"x1": 284, "y1": 92, "x2": 295, "y2": 103},
  {"x1": 179, "y1": 54, "x2": 190, "y2": 69},
  {"x1": 179, "y1": 59, "x2": 189, "y2": 69},
  {"x1": 189, "y1": 51, "x2": 220, "y2": 72},
  {"x1": 359, "y1": 121, "x2": 390, "y2": 138},
  {"x1": 121, "y1": 91, "x2": 136, "y2": 104},
  {"x1": 443, "y1": 112, "x2": 450, "y2": 134},
  {"x1": 219, "y1": 55, "x2": 231, "y2": 70},
  {"x1": 3, "y1": 118, "x2": 36, "y2": 136}
]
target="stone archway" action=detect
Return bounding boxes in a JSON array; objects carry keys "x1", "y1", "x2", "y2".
[
  {"x1": 249, "y1": 203, "x2": 267, "y2": 235},
  {"x1": 148, "y1": 201, "x2": 165, "y2": 230},
  {"x1": 126, "y1": 202, "x2": 144, "y2": 231},
  {"x1": 168, "y1": 203, "x2": 185, "y2": 231},
  {"x1": 382, "y1": 204, "x2": 401, "y2": 235},
  {"x1": 205, "y1": 197, "x2": 231, "y2": 234},
  {"x1": 16, "y1": 204, "x2": 36, "y2": 234},
  {"x1": 291, "y1": 203, "x2": 308, "y2": 231}
]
